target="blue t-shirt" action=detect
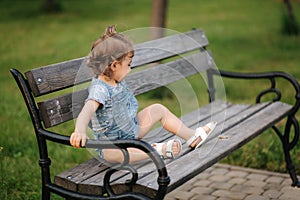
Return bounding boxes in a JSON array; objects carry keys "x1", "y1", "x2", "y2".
[{"x1": 87, "y1": 78, "x2": 139, "y2": 140}]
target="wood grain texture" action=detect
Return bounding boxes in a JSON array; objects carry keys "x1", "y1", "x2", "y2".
[
  {"x1": 25, "y1": 29, "x2": 208, "y2": 97},
  {"x1": 54, "y1": 101, "x2": 292, "y2": 196},
  {"x1": 135, "y1": 102, "x2": 291, "y2": 192},
  {"x1": 38, "y1": 51, "x2": 215, "y2": 128}
]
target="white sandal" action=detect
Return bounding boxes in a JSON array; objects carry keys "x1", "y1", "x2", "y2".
[
  {"x1": 153, "y1": 139, "x2": 182, "y2": 159},
  {"x1": 186, "y1": 122, "x2": 217, "y2": 149}
]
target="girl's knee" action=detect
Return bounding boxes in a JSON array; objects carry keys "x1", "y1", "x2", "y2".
[
  {"x1": 152, "y1": 103, "x2": 168, "y2": 112},
  {"x1": 151, "y1": 104, "x2": 171, "y2": 123}
]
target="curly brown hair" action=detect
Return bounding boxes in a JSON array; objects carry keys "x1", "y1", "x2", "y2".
[{"x1": 87, "y1": 25, "x2": 134, "y2": 77}]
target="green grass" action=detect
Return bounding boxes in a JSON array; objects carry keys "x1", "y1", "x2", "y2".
[{"x1": 1, "y1": 0, "x2": 300, "y2": 199}]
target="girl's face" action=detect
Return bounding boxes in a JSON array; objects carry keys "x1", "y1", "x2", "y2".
[{"x1": 112, "y1": 53, "x2": 133, "y2": 82}]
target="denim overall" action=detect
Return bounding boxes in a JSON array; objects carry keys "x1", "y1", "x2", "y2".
[{"x1": 87, "y1": 78, "x2": 139, "y2": 142}]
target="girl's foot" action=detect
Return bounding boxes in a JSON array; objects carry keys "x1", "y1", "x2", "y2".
[
  {"x1": 187, "y1": 122, "x2": 217, "y2": 149},
  {"x1": 152, "y1": 139, "x2": 182, "y2": 159}
]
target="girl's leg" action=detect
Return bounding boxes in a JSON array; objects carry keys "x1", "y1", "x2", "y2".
[
  {"x1": 101, "y1": 104, "x2": 185, "y2": 163},
  {"x1": 103, "y1": 148, "x2": 149, "y2": 163},
  {"x1": 137, "y1": 104, "x2": 193, "y2": 139},
  {"x1": 137, "y1": 103, "x2": 212, "y2": 148},
  {"x1": 102, "y1": 103, "x2": 215, "y2": 163}
]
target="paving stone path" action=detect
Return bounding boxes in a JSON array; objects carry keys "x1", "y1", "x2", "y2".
[{"x1": 165, "y1": 163, "x2": 300, "y2": 200}]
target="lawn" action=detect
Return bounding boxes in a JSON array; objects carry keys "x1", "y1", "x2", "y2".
[{"x1": 1, "y1": 0, "x2": 300, "y2": 199}]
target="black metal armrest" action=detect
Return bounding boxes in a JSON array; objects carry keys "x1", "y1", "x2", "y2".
[{"x1": 208, "y1": 69, "x2": 300, "y2": 113}]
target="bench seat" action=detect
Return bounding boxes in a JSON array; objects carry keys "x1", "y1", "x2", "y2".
[{"x1": 54, "y1": 100, "x2": 292, "y2": 198}]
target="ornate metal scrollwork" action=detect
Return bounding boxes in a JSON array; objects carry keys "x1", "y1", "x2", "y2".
[
  {"x1": 256, "y1": 77, "x2": 282, "y2": 103},
  {"x1": 208, "y1": 69, "x2": 300, "y2": 187},
  {"x1": 99, "y1": 148, "x2": 139, "y2": 196},
  {"x1": 85, "y1": 139, "x2": 170, "y2": 199},
  {"x1": 103, "y1": 164, "x2": 138, "y2": 197}
]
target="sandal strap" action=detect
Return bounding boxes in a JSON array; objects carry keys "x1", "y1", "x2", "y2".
[
  {"x1": 154, "y1": 139, "x2": 182, "y2": 159},
  {"x1": 186, "y1": 127, "x2": 207, "y2": 146},
  {"x1": 194, "y1": 127, "x2": 208, "y2": 147},
  {"x1": 165, "y1": 139, "x2": 182, "y2": 158},
  {"x1": 186, "y1": 122, "x2": 217, "y2": 147},
  {"x1": 166, "y1": 140, "x2": 174, "y2": 158},
  {"x1": 197, "y1": 127, "x2": 208, "y2": 141},
  {"x1": 153, "y1": 143, "x2": 163, "y2": 155}
]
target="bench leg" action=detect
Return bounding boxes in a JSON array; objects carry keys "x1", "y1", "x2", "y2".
[
  {"x1": 40, "y1": 156, "x2": 52, "y2": 200},
  {"x1": 42, "y1": 187, "x2": 50, "y2": 200},
  {"x1": 273, "y1": 115, "x2": 300, "y2": 187}
]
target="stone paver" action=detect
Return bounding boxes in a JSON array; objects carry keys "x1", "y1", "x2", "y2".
[
  {"x1": 165, "y1": 163, "x2": 300, "y2": 200},
  {"x1": 230, "y1": 185, "x2": 264, "y2": 195},
  {"x1": 265, "y1": 176, "x2": 284, "y2": 185},
  {"x1": 263, "y1": 189, "x2": 281, "y2": 199}
]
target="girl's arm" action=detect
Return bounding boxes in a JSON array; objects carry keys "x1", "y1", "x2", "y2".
[{"x1": 70, "y1": 100, "x2": 100, "y2": 148}]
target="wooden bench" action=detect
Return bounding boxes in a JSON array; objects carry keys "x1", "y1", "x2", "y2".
[{"x1": 10, "y1": 29, "x2": 300, "y2": 200}]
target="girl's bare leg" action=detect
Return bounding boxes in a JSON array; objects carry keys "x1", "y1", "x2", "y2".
[
  {"x1": 137, "y1": 104, "x2": 211, "y2": 147},
  {"x1": 103, "y1": 104, "x2": 186, "y2": 163},
  {"x1": 103, "y1": 148, "x2": 149, "y2": 163},
  {"x1": 137, "y1": 104, "x2": 193, "y2": 139}
]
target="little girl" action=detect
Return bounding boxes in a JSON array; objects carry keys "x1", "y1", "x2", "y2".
[{"x1": 70, "y1": 25, "x2": 216, "y2": 163}]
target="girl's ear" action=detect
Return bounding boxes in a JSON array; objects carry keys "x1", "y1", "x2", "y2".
[{"x1": 110, "y1": 61, "x2": 119, "y2": 71}]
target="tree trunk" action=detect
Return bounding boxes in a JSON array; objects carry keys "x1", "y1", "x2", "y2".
[
  {"x1": 42, "y1": 0, "x2": 62, "y2": 13},
  {"x1": 151, "y1": 0, "x2": 168, "y2": 39},
  {"x1": 282, "y1": 0, "x2": 299, "y2": 35},
  {"x1": 149, "y1": 0, "x2": 171, "y2": 99}
]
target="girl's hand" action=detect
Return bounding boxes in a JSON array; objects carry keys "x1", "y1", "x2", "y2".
[{"x1": 70, "y1": 131, "x2": 88, "y2": 148}]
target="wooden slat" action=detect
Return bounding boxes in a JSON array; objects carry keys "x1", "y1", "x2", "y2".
[
  {"x1": 132, "y1": 29, "x2": 209, "y2": 67},
  {"x1": 37, "y1": 89, "x2": 88, "y2": 128},
  {"x1": 25, "y1": 29, "x2": 209, "y2": 97},
  {"x1": 25, "y1": 57, "x2": 92, "y2": 97},
  {"x1": 38, "y1": 51, "x2": 215, "y2": 128},
  {"x1": 127, "y1": 51, "x2": 215, "y2": 95},
  {"x1": 142, "y1": 100, "x2": 230, "y2": 144},
  {"x1": 54, "y1": 158, "x2": 108, "y2": 194},
  {"x1": 134, "y1": 102, "x2": 292, "y2": 192}
]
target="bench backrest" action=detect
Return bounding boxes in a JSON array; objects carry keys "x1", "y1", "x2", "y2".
[{"x1": 24, "y1": 29, "x2": 216, "y2": 128}]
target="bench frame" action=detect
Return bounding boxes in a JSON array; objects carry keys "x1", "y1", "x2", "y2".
[{"x1": 10, "y1": 28, "x2": 300, "y2": 200}]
